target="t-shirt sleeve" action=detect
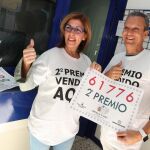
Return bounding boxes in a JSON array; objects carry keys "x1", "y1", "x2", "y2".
[
  {"x1": 19, "y1": 53, "x2": 50, "y2": 91},
  {"x1": 14, "y1": 58, "x2": 23, "y2": 81},
  {"x1": 84, "y1": 54, "x2": 91, "y2": 66}
]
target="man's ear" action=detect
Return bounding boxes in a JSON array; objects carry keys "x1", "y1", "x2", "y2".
[
  {"x1": 144, "y1": 30, "x2": 149, "y2": 38},
  {"x1": 143, "y1": 30, "x2": 149, "y2": 41}
]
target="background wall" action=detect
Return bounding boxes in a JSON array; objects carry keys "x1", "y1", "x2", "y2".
[{"x1": 126, "y1": 0, "x2": 150, "y2": 9}]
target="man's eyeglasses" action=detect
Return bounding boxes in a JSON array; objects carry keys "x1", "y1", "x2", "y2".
[{"x1": 64, "y1": 24, "x2": 85, "y2": 34}]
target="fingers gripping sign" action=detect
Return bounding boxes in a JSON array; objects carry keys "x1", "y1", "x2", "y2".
[{"x1": 90, "y1": 61, "x2": 102, "y2": 72}]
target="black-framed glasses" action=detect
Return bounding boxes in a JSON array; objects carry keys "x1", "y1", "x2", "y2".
[{"x1": 64, "y1": 24, "x2": 85, "y2": 34}]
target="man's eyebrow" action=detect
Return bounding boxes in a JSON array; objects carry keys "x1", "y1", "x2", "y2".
[{"x1": 124, "y1": 26, "x2": 140, "y2": 30}]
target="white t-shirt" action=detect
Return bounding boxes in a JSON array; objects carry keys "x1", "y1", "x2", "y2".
[
  {"x1": 101, "y1": 50, "x2": 150, "y2": 150},
  {"x1": 18, "y1": 47, "x2": 91, "y2": 145}
]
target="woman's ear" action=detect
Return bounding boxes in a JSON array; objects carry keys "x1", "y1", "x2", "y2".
[{"x1": 82, "y1": 34, "x2": 87, "y2": 41}]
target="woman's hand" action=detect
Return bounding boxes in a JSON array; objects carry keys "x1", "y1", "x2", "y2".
[
  {"x1": 90, "y1": 61, "x2": 102, "y2": 72},
  {"x1": 22, "y1": 39, "x2": 37, "y2": 78}
]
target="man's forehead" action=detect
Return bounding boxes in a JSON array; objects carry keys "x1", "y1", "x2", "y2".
[
  {"x1": 125, "y1": 16, "x2": 145, "y2": 23},
  {"x1": 125, "y1": 16, "x2": 146, "y2": 27}
]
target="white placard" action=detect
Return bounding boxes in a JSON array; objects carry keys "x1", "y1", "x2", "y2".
[
  {"x1": 0, "y1": 67, "x2": 18, "y2": 92},
  {"x1": 70, "y1": 68, "x2": 144, "y2": 131}
]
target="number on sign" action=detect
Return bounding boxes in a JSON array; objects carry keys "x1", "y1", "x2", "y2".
[
  {"x1": 89, "y1": 76, "x2": 96, "y2": 85},
  {"x1": 126, "y1": 92, "x2": 134, "y2": 102},
  {"x1": 116, "y1": 88, "x2": 125, "y2": 97}
]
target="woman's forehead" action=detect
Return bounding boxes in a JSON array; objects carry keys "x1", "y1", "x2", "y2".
[{"x1": 67, "y1": 19, "x2": 84, "y2": 27}]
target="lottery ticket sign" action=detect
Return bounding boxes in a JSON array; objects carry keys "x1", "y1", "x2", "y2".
[{"x1": 70, "y1": 68, "x2": 144, "y2": 131}]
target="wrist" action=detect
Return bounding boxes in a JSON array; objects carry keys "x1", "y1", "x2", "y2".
[{"x1": 139, "y1": 128, "x2": 149, "y2": 142}]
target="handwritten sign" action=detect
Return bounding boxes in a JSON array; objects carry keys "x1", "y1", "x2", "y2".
[{"x1": 70, "y1": 68, "x2": 144, "y2": 131}]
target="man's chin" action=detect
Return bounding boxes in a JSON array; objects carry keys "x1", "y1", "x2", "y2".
[{"x1": 125, "y1": 44, "x2": 135, "y2": 50}]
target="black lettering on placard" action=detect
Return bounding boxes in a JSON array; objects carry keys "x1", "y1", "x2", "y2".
[{"x1": 85, "y1": 88, "x2": 93, "y2": 97}]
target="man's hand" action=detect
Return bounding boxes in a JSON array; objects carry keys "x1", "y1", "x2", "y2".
[
  {"x1": 117, "y1": 130, "x2": 142, "y2": 145},
  {"x1": 105, "y1": 61, "x2": 122, "y2": 80},
  {"x1": 22, "y1": 39, "x2": 37, "y2": 78}
]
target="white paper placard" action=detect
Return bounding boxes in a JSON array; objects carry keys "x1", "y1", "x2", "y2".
[
  {"x1": 70, "y1": 68, "x2": 144, "y2": 131},
  {"x1": 0, "y1": 67, "x2": 18, "y2": 92}
]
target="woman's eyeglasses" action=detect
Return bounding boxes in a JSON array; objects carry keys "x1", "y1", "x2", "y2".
[{"x1": 64, "y1": 24, "x2": 85, "y2": 34}]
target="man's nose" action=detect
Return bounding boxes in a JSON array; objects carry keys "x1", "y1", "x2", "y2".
[{"x1": 126, "y1": 29, "x2": 134, "y2": 35}]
